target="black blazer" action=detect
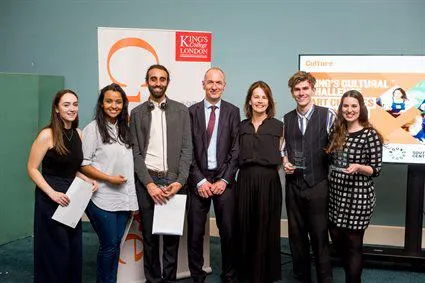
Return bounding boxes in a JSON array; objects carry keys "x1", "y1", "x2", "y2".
[{"x1": 188, "y1": 99, "x2": 240, "y2": 190}]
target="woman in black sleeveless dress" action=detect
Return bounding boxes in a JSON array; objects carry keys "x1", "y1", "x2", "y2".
[
  {"x1": 235, "y1": 81, "x2": 283, "y2": 283},
  {"x1": 27, "y1": 89, "x2": 97, "y2": 283}
]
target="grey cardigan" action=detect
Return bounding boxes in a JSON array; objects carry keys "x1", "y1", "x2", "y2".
[{"x1": 130, "y1": 98, "x2": 192, "y2": 187}]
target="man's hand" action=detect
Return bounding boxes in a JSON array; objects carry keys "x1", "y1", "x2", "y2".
[
  {"x1": 284, "y1": 161, "x2": 295, "y2": 175},
  {"x1": 212, "y1": 180, "x2": 227, "y2": 195},
  {"x1": 164, "y1": 182, "x2": 182, "y2": 198},
  {"x1": 197, "y1": 181, "x2": 214, "y2": 198},
  {"x1": 146, "y1": 182, "x2": 167, "y2": 205}
]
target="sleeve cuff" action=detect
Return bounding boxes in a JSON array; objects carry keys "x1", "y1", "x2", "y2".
[
  {"x1": 81, "y1": 159, "x2": 92, "y2": 166},
  {"x1": 196, "y1": 178, "x2": 207, "y2": 189},
  {"x1": 371, "y1": 166, "x2": 378, "y2": 177}
]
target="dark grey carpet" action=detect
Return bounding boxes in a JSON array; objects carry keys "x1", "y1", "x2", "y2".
[{"x1": 0, "y1": 224, "x2": 424, "y2": 282}]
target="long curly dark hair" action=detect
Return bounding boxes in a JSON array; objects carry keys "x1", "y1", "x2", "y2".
[
  {"x1": 95, "y1": 83, "x2": 131, "y2": 147},
  {"x1": 326, "y1": 90, "x2": 383, "y2": 153}
]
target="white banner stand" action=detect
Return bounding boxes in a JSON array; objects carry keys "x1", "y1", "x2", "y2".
[{"x1": 117, "y1": 212, "x2": 211, "y2": 282}]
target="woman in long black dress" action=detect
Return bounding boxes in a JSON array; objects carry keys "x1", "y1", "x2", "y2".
[
  {"x1": 27, "y1": 89, "x2": 97, "y2": 283},
  {"x1": 326, "y1": 90, "x2": 383, "y2": 283},
  {"x1": 235, "y1": 81, "x2": 283, "y2": 283}
]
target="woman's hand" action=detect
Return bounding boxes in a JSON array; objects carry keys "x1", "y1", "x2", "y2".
[
  {"x1": 49, "y1": 191, "x2": 70, "y2": 206},
  {"x1": 343, "y1": 164, "x2": 362, "y2": 175},
  {"x1": 76, "y1": 171, "x2": 99, "y2": 192},
  {"x1": 89, "y1": 179, "x2": 99, "y2": 192},
  {"x1": 344, "y1": 163, "x2": 373, "y2": 176},
  {"x1": 108, "y1": 175, "x2": 127, "y2": 185}
]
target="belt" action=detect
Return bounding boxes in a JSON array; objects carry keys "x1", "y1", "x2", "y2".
[{"x1": 148, "y1": 169, "x2": 168, "y2": 178}]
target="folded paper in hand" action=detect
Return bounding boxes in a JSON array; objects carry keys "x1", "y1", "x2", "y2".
[
  {"x1": 152, "y1": 194, "x2": 187, "y2": 236},
  {"x1": 52, "y1": 177, "x2": 93, "y2": 228}
]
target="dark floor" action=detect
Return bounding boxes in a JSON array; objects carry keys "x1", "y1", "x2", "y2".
[{"x1": 1, "y1": 224, "x2": 425, "y2": 282}]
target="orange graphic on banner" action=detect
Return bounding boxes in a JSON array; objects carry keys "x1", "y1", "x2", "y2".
[
  {"x1": 107, "y1": 37, "x2": 159, "y2": 102},
  {"x1": 119, "y1": 212, "x2": 143, "y2": 264},
  {"x1": 370, "y1": 107, "x2": 421, "y2": 144}
]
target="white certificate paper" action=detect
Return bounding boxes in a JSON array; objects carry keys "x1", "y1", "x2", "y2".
[
  {"x1": 152, "y1": 194, "x2": 187, "y2": 236},
  {"x1": 52, "y1": 177, "x2": 93, "y2": 228}
]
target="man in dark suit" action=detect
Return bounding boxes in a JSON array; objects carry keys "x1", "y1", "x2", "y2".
[
  {"x1": 187, "y1": 67, "x2": 240, "y2": 283},
  {"x1": 130, "y1": 64, "x2": 192, "y2": 283}
]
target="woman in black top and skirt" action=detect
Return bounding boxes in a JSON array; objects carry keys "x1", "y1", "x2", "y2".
[
  {"x1": 27, "y1": 89, "x2": 97, "y2": 283},
  {"x1": 235, "y1": 81, "x2": 283, "y2": 283}
]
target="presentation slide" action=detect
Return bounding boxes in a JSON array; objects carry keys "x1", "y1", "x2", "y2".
[{"x1": 300, "y1": 55, "x2": 425, "y2": 164}]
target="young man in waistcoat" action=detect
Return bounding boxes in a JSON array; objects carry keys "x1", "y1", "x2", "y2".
[{"x1": 283, "y1": 71, "x2": 335, "y2": 283}]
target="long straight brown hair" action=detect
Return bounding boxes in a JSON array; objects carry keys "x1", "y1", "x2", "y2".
[
  {"x1": 326, "y1": 90, "x2": 383, "y2": 153},
  {"x1": 46, "y1": 89, "x2": 79, "y2": 155}
]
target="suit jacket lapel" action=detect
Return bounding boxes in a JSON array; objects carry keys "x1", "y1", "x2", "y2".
[
  {"x1": 217, "y1": 101, "x2": 227, "y2": 149},
  {"x1": 197, "y1": 102, "x2": 208, "y2": 149},
  {"x1": 142, "y1": 105, "x2": 152, "y2": 140}
]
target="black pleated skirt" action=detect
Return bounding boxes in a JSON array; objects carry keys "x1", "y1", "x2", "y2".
[{"x1": 235, "y1": 165, "x2": 282, "y2": 283}]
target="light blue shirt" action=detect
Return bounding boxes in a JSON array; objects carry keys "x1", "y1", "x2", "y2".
[
  {"x1": 204, "y1": 99, "x2": 221, "y2": 170},
  {"x1": 196, "y1": 99, "x2": 228, "y2": 189}
]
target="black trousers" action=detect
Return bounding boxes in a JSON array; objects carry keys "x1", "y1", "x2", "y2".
[
  {"x1": 34, "y1": 175, "x2": 82, "y2": 283},
  {"x1": 135, "y1": 177, "x2": 181, "y2": 283},
  {"x1": 187, "y1": 172, "x2": 236, "y2": 283},
  {"x1": 286, "y1": 178, "x2": 332, "y2": 283}
]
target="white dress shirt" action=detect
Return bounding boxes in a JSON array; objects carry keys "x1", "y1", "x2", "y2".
[{"x1": 145, "y1": 100, "x2": 168, "y2": 172}]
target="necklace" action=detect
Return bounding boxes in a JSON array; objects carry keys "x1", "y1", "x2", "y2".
[{"x1": 63, "y1": 129, "x2": 73, "y2": 141}]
